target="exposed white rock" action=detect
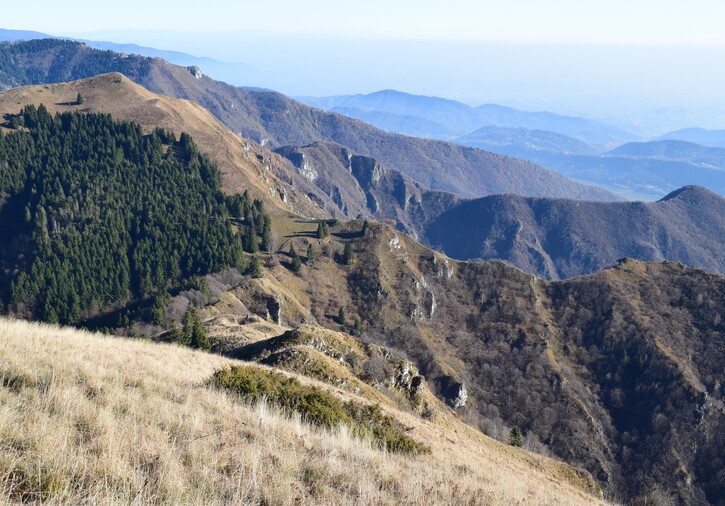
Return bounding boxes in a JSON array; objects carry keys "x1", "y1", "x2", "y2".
[
  {"x1": 300, "y1": 157, "x2": 319, "y2": 182},
  {"x1": 452, "y1": 384, "x2": 468, "y2": 408},
  {"x1": 426, "y1": 291, "x2": 436, "y2": 319}
]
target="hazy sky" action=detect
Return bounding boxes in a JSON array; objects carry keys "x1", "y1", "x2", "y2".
[
  {"x1": 4, "y1": 1, "x2": 725, "y2": 131},
  {"x1": 5, "y1": 0, "x2": 725, "y2": 46}
]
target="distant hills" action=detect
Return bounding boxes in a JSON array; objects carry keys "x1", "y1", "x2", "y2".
[
  {"x1": 607, "y1": 139, "x2": 725, "y2": 167},
  {"x1": 0, "y1": 29, "x2": 48, "y2": 41},
  {"x1": 299, "y1": 89, "x2": 639, "y2": 147},
  {"x1": 299, "y1": 89, "x2": 725, "y2": 200},
  {"x1": 0, "y1": 28, "x2": 253, "y2": 85},
  {"x1": 456, "y1": 126, "x2": 598, "y2": 157},
  {"x1": 657, "y1": 127, "x2": 725, "y2": 149},
  {"x1": 423, "y1": 185, "x2": 725, "y2": 279},
  {"x1": 533, "y1": 152, "x2": 725, "y2": 200},
  {"x1": 458, "y1": 135, "x2": 725, "y2": 200},
  {"x1": 0, "y1": 38, "x2": 615, "y2": 202}
]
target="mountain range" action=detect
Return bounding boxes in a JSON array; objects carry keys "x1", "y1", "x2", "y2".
[
  {"x1": 299, "y1": 89, "x2": 639, "y2": 147},
  {"x1": 0, "y1": 36, "x2": 724, "y2": 504},
  {"x1": 300, "y1": 89, "x2": 725, "y2": 200},
  {"x1": 4, "y1": 65, "x2": 725, "y2": 283}
]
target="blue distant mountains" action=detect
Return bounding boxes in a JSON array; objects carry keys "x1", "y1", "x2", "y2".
[
  {"x1": 298, "y1": 89, "x2": 639, "y2": 148},
  {"x1": 299, "y1": 90, "x2": 725, "y2": 200}
]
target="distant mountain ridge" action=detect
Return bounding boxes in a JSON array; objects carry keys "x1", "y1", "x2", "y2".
[
  {"x1": 0, "y1": 28, "x2": 253, "y2": 85},
  {"x1": 456, "y1": 126, "x2": 598, "y2": 157},
  {"x1": 299, "y1": 89, "x2": 639, "y2": 147},
  {"x1": 607, "y1": 139, "x2": 725, "y2": 168},
  {"x1": 297, "y1": 89, "x2": 725, "y2": 200},
  {"x1": 657, "y1": 127, "x2": 725, "y2": 149},
  {"x1": 423, "y1": 185, "x2": 725, "y2": 279}
]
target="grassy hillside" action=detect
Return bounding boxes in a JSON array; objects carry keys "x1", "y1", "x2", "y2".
[{"x1": 0, "y1": 317, "x2": 602, "y2": 504}]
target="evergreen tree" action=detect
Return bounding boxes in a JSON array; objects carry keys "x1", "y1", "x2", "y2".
[
  {"x1": 182, "y1": 306, "x2": 210, "y2": 350},
  {"x1": 338, "y1": 307, "x2": 346, "y2": 325},
  {"x1": 353, "y1": 317, "x2": 362, "y2": 336},
  {"x1": 509, "y1": 426, "x2": 523, "y2": 447},
  {"x1": 306, "y1": 243, "x2": 315, "y2": 264},
  {"x1": 76, "y1": 93, "x2": 84, "y2": 105},
  {"x1": 248, "y1": 255, "x2": 263, "y2": 278},
  {"x1": 261, "y1": 215, "x2": 272, "y2": 251},
  {"x1": 342, "y1": 242, "x2": 357, "y2": 265},
  {"x1": 289, "y1": 244, "x2": 301, "y2": 272},
  {"x1": 316, "y1": 221, "x2": 328, "y2": 239},
  {"x1": 151, "y1": 291, "x2": 172, "y2": 326}
]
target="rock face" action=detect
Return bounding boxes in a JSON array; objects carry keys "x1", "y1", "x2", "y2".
[
  {"x1": 187, "y1": 66, "x2": 203, "y2": 79},
  {"x1": 451, "y1": 383, "x2": 468, "y2": 408},
  {"x1": 439, "y1": 376, "x2": 468, "y2": 408}
]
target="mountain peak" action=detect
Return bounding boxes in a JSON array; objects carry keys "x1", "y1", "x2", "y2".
[{"x1": 659, "y1": 185, "x2": 719, "y2": 203}]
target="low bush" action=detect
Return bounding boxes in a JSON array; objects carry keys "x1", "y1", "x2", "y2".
[{"x1": 210, "y1": 366, "x2": 430, "y2": 455}]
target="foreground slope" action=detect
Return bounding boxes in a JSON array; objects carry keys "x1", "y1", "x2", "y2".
[
  {"x1": 0, "y1": 39, "x2": 617, "y2": 201},
  {"x1": 0, "y1": 318, "x2": 602, "y2": 505}
]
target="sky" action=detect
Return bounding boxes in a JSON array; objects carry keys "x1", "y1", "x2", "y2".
[
  {"x1": 5, "y1": 0, "x2": 725, "y2": 46},
  {"x1": 4, "y1": 1, "x2": 725, "y2": 131}
]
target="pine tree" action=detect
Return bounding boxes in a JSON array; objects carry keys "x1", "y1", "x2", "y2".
[
  {"x1": 316, "y1": 221, "x2": 329, "y2": 239},
  {"x1": 306, "y1": 243, "x2": 315, "y2": 264},
  {"x1": 151, "y1": 291, "x2": 171, "y2": 326},
  {"x1": 76, "y1": 93, "x2": 84, "y2": 105},
  {"x1": 353, "y1": 317, "x2": 362, "y2": 335},
  {"x1": 249, "y1": 254, "x2": 263, "y2": 278},
  {"x1": 509, "y1": 426, "x2": 523, "y2": 447},
  {"x1": 288, "y1": 244, "x2": 301, "y2": 272},
  {"x1": 342, "y1": 242, "x2": 356, "y2": 265},
  {"x1": 244, "y1": 224, "x2": 258, "y2": 253},
  {"x1": 182, "y1": 306, "x2": 210, "y2": 350},
  {"x1": 261, "y1": 215, "x2": 272, "y2": 251},
  {"x1": 338, "y1": 307, "x2": 346, "y2": 325}
]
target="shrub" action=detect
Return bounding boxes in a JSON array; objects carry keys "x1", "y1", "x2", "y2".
[{"x1": 211, "y1": 366, "x2": 430, "y2": 455}]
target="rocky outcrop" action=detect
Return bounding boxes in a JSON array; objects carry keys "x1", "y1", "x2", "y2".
[{"x1": 187, "y1": 66, "x2": 203, "y2": 79}]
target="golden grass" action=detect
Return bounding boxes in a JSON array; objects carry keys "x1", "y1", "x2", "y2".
[{"x1": 0, "y1": 318, "x2": 606, "y2": 505}]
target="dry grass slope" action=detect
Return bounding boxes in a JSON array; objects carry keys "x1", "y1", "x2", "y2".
[{"x1": 0, "y1": 318, "x2": 605, "y2": 505}]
